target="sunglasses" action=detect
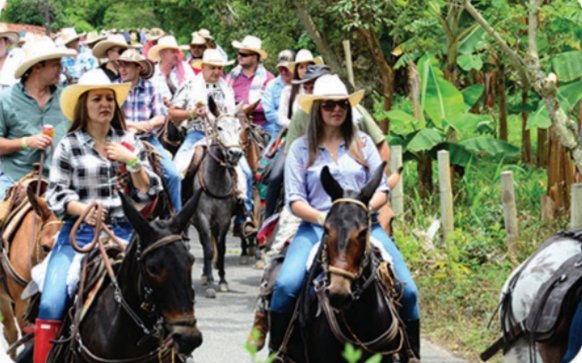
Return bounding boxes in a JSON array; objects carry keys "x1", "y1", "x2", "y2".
[
  {"x1": 238, "y1": 52, "x2": 253, "y2": 58},
  {"x1": 320, "y1": 100, "x2": 350, "y2": 111},
  {"x1": 110, "y1": 48, "x2": 125, "y2": 55}
]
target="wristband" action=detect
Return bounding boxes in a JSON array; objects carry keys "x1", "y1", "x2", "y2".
[
  {"x1": 189, "y1": 110, "x2": 195, "y2": 119},
  {"x1": 126, "y1": 157, "x2": 142, "y2": 173},
  {"x1": 21, "y1": 137, "x2": 27, "y2": 149},
  {"x1": 317, "y1": 213, "x2": 326, "y2": 226},
  {"x1": 126, "y1": 157, "x2": 139, "y2": 167}
]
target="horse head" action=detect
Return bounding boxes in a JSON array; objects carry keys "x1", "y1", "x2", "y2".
[
  {"x1": 26, "y1": 189, "x2": 61, "y2": 258},
  {"x1": 119, "y1": 189, "x2": 204, "y2": 355},
  {"x1": 320, "y1": 162, "x2": 387, "y2": 310},
  {"x1": 208, "y1": 97, "x2": 244, "y2": 165}
]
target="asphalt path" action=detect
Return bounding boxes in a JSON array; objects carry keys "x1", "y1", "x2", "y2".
[{"x1": 186, "y1": 226, "x2": 467, "y2": 363}]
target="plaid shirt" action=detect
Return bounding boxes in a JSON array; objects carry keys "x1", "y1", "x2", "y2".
[
  {"x1": 46, "y1": 127, "x2": 163, "y2": 220},
  {"x1": 119, "y1": 78, "x2": 167, "y2": 138},
  {"x1": 61, "y1": 46, "x2": 98, "y2": 83}
]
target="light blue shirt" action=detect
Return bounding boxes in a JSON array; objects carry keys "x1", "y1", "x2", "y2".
[
  {"x1": 262, "y1": 76, "x2": 286, "y2": 138},
  {"x1": 285, "y1": 131, "x2": 389, "y2": 213}
]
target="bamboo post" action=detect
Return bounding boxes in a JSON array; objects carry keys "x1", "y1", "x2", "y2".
[
  {"x1": 501, "y1": 171, "x2": 519, "y2": 257},
  {"x1": 572, "y1": 183, "x2": 582, "y2": 229},
  {"x1": 390, "y1": 145, "x2": 403, "y2": 215},
  {"x1": 438, "y1": 151, "x2": 454, "y2": 240},
  {"x1": 342, "y1": 40, "x2": 355, "y2": 88}
]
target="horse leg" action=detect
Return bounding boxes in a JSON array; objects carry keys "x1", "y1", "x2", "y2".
[
  {"x1": 216, "y1": 225, "x2": 229, "y2": 293},
  {"x1": 196, "y1": 219, "x2": 216, "y2": 299},
  {"x1": 0, "y1": 294, "x2": 18, "y2": 357},
  {"x1": 240, "y1": 236, "x2": 249, "y2": 265}
]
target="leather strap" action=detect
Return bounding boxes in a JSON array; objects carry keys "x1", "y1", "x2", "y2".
[{"x1": 480, "y1": 322, "x2": 525, "y2": 361}]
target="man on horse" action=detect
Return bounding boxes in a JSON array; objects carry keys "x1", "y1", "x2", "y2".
[
  {"x1": 57, "y1": 27, "x2": 97, "y2": 86},
  {"x1": 262, "y1": 49, "x2": 295, "y2": 141},
  {"x1": 182, "y1": 32, "x2": 208, "y2": 75},
  {"x1": 0, "y1": 36, "x2": 75, "y2": 200},
  {"x1": 116, "y1": 48, "x2": 183, "y2": 212}
]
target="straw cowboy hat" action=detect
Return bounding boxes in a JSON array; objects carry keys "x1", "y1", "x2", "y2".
[
  {"x1": 60, "y1": 69, "x2": 131, "y2": 121},
  {"x1": 276, "y1": 49, "x2": 295, "y2": 69},
  {"x1": 232, "y1": 35, "x2": 268, "y2": 60},
  {"x1": 0, "y1": 24, "x2": 19, "y2": 45},
  {"x1": 16, "y1": 32, "x2": 36, "y2": 47},
  {"x1": 81, "y1": 31, "x2": 106, "y2": 46},
  {"x1": 296, "y1": 74, "x2": 364, "y2": 114},
  {"x1": 55, "y1": 27, "x2": 86, "y2": 46},
  {"x1": 15, "y1": 36, "x2": 76, "y2": 78},
  {"x1": 116, "y1": 48, "x2": 154, "y2": 79},
  {"x1": 92, "y1": 34, "x2": 135, "y2": 59},
  {"x1": 287, "y1": 49, "x2": 323, "y2": 73},
  {"x1": 197, "y1": 28, "x2": 214, "y2": 41},
  {"x1": 191, "y1": 49, "x2": 234, "y2": 68},
  {"x1": 145, "y1": 28, "x2": 165, "y2": 42},
  {"x1": 179, "y1": 33, "x2": 206, "y2": 50},
  {"x1": 148, "y1": 35, "x2": 181, "y2": 61}
]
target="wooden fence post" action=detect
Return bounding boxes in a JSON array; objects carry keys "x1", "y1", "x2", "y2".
[
  {"x1": 501, "y1": 171, "x2": 519, "y2": 258},
  {"x1": 438, "y1": 150, "x2": 454, "y2": 240},
  {"x1": 390, "y1": 145, "x2": 403, "y2": 215},
  {"x1": 572, "y1": 183, "x2": 582, "y2": 230},
  {"x1": 342, "y1": 40, "x2": 355, "y2": 88}
]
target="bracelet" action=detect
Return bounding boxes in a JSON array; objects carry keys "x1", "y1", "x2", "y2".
[
  {"x1": 189, "y1": 110, "x2": 195, "y2": 119},
  {"x1": 317, "y1": 213, "x2": 326, "y2": 225},
  {"x1": 21, "y1": 137, "x2": 27, "y2": 149},
  {"x1": 126, "y1": 156, "x2": 139, "y2": 167}
]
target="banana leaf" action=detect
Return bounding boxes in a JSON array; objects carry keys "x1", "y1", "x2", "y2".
[
  {"x1": 385, "y1": 110, "x2": 423, "y2": 136},
  {"x1": 460, "y1": 137, "x2": 520, "y2": 156},
  {"x1": 458, "y1": 26, "x2": 488, "y2": 55},
  {"x1": 462, "y1": 84, "x2": 485, "y2": 112},
  {"x1": 551, "y1": 51, "x2": 582, "y2": 83},
  {"x1": 527, "y1": 80, "x2": 582, "y2": 129},
  {"x1": 457, "y1": 54, "x2": 483, "y2": 71},
  {"x1": 407, "y1": 128, "x2": 443, "y2": 153},
  {"x1": 429, "y1": 142, "x2": 474, "y2": 167},
  {"x1": 446, "y1": 113, "x2": 493, "y2": 137}
]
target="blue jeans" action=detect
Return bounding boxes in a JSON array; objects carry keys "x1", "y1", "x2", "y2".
[
  {"x1": 0, "y1": 172, "x2": 14, "y2": 200},
  {"x1": 38, "y1": 219, "x2": 133, "y2": 321},
  {"x1": 562, "y1": 299, "x2": 582, "y2": 363},
  {"x1": 238, "y1": 155, "x2": 253, "y2": 217},
  {"x1": 147, "y1": 136, "x2": 182, "y2": 212},
  {"x1": 263, "y1": 123, "x2": 281, "y2": 141},
  {"x1": 176, "y1": 130, "x2": 205, "y2": 159},
  {"x1": 270, "y1": 219, "x2": 420, "y2": 321}
]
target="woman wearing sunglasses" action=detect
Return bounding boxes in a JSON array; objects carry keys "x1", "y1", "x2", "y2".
[{"x1": 267, "y1": 75, "x2": 420, "y2": 359}]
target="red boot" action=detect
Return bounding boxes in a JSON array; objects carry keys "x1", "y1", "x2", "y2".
[{"x1": 34, "y1": 319, "x2": 61, "y2": 363}]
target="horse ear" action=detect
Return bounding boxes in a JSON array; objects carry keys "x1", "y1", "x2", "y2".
[
  {"x1": 27, "y1": 189, "x2": 49, "y2": 220},
  {"x1": 234, "y1": 102, "x2": 244, "y2": 115},
  {"x1": 320, "y1": 166, "x2": 343, "y2": 201},
  {"x1": 244, "y1": 99, "x2": 260, "y2": 115},
  {"x1": 357, "y1": 162, "x2": 387, "y2": 205},
  {"x1": 117, "y1": 191, "x2": 153, "y2": 238},
  {"x1": 170, "y1": 189, "x2": 202, "y2": 234},
  {"x1": 208, "y1": 96, "x2": 220, "y2": 118}
]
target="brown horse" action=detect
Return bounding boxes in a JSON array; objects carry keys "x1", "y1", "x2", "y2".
[{"x1": 0, "y1": 190, "x2": 61, "y2": 355}]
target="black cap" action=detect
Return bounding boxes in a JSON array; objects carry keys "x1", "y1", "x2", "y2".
[{"x1": 292, "y1": 65, "x2": 332, "y2": 84}]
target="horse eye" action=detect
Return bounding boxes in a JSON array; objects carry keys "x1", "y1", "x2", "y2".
[
  {"x1": 147, "y1": 263, "x2": 162, "y2": 277},
  {"x1": 41, "y1": 245, "x2": 51, "y2": 253},
  {"x1": 357, "y1": 229, "x2": 368, "y2": 240},
  {"x1": 217, "y1": 126, "x2": 223, "y2": 131}
]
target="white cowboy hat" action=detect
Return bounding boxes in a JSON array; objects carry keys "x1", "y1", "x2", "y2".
[
  {"x1": 92, "y1": 34, "x2": 134, "y2": 59},
  {"x1": 197, "y1": 28, "x2": 214, "y2": 41},
  {"x1": 15, "y1": 36, "x2": 76, "y2": 79},
  {"x1": 191, "y1": 49, "x2": 234, "y2": 68},
  {"x1": 232, "y1": 35, "x2": 268, "y2": 60},
  {"x1": 60, "y1": 69, "x2": 131, "y2": 121},
  {"x1": 179, "y1": 33, "x2": 206, "y2": 50},
  {"x1": 117, "y1": 48, "x2": 154, "y2": 79},
  {"x1": 276, "y1": 49, "x2": 295, "y2": 69},
  {"x1": 148, "y1": 35, "x2": 181, "y2": 61},
  {"x1": 287, "y1": 49, "x2": 323, "y2": 73},
  {"x1": 296, "y1": 74, "x2": 364, "y2": 114},
  {"x1": 55, "y1": 27, "x2": 86, "y2": 46},
  {"x1": 0, "y1": 24, "x2": 19, "y2": 45},
  {"x1": 81, "y1": 31, "x2": 106, "y2": 45},
  {"x1": 145, "y1": 28, "x2": 165, "y2": 42}
]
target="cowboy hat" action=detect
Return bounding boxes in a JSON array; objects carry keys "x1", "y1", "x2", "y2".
[
  {"x1": 179, "y1": 33, "x2": 206, "y2": 50},
  {"x1": 0, "y1": 24, "x2": 19, "y2": 45},
  {"x1": 116, "y1": 48, "x2": 154, "y2": 79},
  {"x1": 16, "y1": 32, "x2": 36, "y2": 47},
  {"x1": 92, "y1": 34, "x2": 134, "y2": 59},
  {"x1": 292, "y1": 65, "x2": 332, "y2": 84},
  {"x1": 60, "y1": 69, "x2": 131, "y2": 121},
  {"x1": 232, "y1": 35, "x2": 268, "y2": 60},
  {"x1": 197, "y1": 28, "x2": 214, "y2": 41},
  {"x1": 287, "y1": 49, "x2": 323, "y2": 73},
  {"x1": 296, "y1": 74, "x2": 364, "y2": 114},
  {"x1": 276, "y1": 49, "x2": 295, "y2": 69},
  {"x1": 55, "y1": 27, "x2": 85, "y2": 46},
  {"x1": 145, "y1": 28, "x2": 165, "y2": 42},
  {"x1": 148, "y1": 35, "x2": 181, "y2": 61},
  {"x1": 191, "y1": 49, "x2": 234, "y2": 68},
  {"x1": 81, "y1": 31, "x2": 106, "y2": 46},
  {"x1": 15, "y1": 36, "x2": 76, "y2": 79}
]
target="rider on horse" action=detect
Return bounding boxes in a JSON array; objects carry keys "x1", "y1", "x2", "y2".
[
  {"x1": 39, "y1": 69, "x2": 162, "y2": 363},
  {"x1": 182, "y1": 32, "x2": 208, "y2": 75}
]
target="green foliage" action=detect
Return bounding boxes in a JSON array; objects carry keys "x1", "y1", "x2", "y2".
[{"x1": 342, "y1": 343, "x2": 382, "y2": 363}]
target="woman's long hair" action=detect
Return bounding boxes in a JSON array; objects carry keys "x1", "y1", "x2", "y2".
[
  {"x1": 69, "y1": 90, "x2": 127, "y2": 132},
  {"x1": 305, "y1": 100, "x2": 368, "y2": 169},
  {"x1": 287, "y1": 62, "x2": 314, "y2": 119}
]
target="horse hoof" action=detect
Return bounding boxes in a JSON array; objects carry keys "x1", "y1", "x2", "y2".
[
  {"x1": 219, "y1": 282, "x2": 229, "y2": 292},
  {"x1": 239, "y1": 255, "x2": 250, "y2": 265},
  {"x1": 205, "y1": 288, "x2": 216, "y2": 298},
  {"x1": 254, "y1": 259, "x2": 265, "y2": 270},
  {"x1": 201, "y1": 276, "x2": 208, "y2": 286}
]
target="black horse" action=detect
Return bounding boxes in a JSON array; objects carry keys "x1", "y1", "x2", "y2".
[
  {"x1": 269, "y1": 163, "x2": 417, "y2": 363},
  {"x1": 15, "y1": 190, "x2": 204, "y2": 363}
]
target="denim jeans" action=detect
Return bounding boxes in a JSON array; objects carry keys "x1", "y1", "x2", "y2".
[
  {"x1": 0, "y1": 172, "x2": 14, "y2": 200},
  {"x1": 146, "y1": 136, "x2": 182, "y2": 212},
  {"x1": 176, "y1": 130, "x2": 205, "y2": 160},
  {"x1": 562, "y1": 299, "x2": 582, "y2": 363},
  {"x1": 263, "y1": 123, "x2": 282, "y2": 141},
  {"x1": 38, "y1": 219, "x2": 133, "y2": 321},
  {"x1": 270, "y1": 219, "x2": 420, "y2": 322}
]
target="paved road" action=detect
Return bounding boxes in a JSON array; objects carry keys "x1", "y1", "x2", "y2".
[{"x1": 186, "y1": 227, "x2": 467, "y2": 363}]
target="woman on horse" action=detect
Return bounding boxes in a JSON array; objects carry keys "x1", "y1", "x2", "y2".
[
  {"x1": 268, "y1": 74, "x2": 420, "y2": 357},
  {"x1": 37, "y1": 69, "x2": 162, "y2": 363}
]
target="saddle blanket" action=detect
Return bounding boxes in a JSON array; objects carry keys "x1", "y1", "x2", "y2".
[{"x1": 306, "y1": 236, "x2": 393, "y2": 271}]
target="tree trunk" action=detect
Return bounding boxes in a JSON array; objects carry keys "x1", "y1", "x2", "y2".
[
  {"x1": 521, "y1": 87, "x2": 533, "y2": 164},
  {"x1": 498, "y1": 64, "x2": 508, "y2": 142},
  {"x1": 547, "y1": 127, "x2": 575, "y2": 214},
  {"x1": 417, "y1": 154, "x2": 433, "y2": 200},
  {"x1": 444, "y1": 36, "x2": 458, "y2": 86}
]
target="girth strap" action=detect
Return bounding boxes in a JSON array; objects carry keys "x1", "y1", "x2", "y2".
[{"x1": 480, "y1": 322, "x2": 526, "y2": 361}]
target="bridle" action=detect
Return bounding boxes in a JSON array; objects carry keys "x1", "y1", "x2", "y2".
[{"x1": 68, "y1": 203, "x2": 195, "y2": 363}]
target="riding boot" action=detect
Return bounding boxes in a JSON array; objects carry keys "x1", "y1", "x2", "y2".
[
  {"x1": 268, "y1": 312, "x2": 292, "y2": 355},
  {"x1": 239, "y1": 201, "x2": 258, "y2": 238},
  {"x1": 33, "y1": 319, "x2": 61, "y2": 363},
  {"x1": 246, "y1": 306, "x2": 269, "y2": 351},
  {"x1": 403, "y1": 319, "x2": 421, "y2": 363}
]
